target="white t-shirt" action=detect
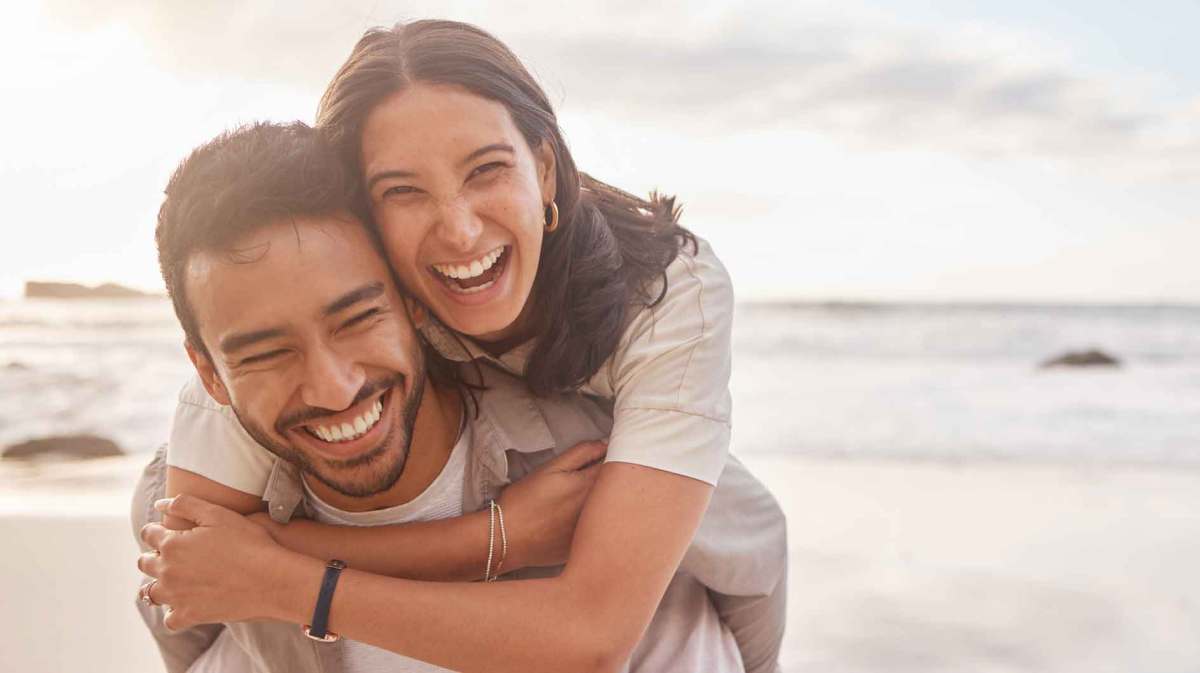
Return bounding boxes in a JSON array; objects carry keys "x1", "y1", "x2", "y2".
[
  {"x1": 187, "y1": 424, "x2": 470, "y2": 673},
  {"x1": 304, "y1": 422, "x2": 470, "y2": 673}
]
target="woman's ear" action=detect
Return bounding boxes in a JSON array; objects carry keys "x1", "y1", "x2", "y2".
[
  {"x1": 402, "y1": 295, "x2": 429, "y2": 328},
  {"x1": 185, "y1": 340, "x2": 232, "y2": 406},
  {"x1": 536, "y1": 139, "x2": 557, "y2": 204}
]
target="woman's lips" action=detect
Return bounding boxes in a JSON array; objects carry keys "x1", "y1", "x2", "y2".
[
  {"x1": 430, "y1": 245, "x2": 509, "y2": 294},
  {"x1": 427, "y1": 245, "x2": 513, "y2": 307}
]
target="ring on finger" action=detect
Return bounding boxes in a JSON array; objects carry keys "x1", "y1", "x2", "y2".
[{"x1": 138, "y1": 579, "x2": 161, "y2": 607}]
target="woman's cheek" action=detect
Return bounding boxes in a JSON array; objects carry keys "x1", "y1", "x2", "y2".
[{"x1": 377, "y1": 224, "x2": 426, "y2": 294}]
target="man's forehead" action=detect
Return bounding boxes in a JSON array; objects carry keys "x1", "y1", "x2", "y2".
[{"x1": 185, "y1": 217, "x2": 395, "y2": 340}]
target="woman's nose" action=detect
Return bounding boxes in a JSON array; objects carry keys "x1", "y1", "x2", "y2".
[{"x1": 433, "y1": 199, "x2": 483, "y2": 253}]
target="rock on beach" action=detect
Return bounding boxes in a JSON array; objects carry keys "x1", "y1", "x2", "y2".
[
  {"x1": 2, "y1": 435, "x2": 123, "y2": 461},
  {"x1": 1039, "y1": 349, "x2": 1121, "y2": 368}
]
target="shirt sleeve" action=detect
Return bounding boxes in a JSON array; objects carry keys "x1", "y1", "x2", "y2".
[
  {"x1": 165, "y1": 374, "x2": 276, "y2": 496},
  {"x1": 586, "y1": 236, "x2": 734, "y2": 486}
]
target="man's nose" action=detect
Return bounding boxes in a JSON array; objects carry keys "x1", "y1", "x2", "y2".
[
  {"x1": 299, "y1": 345, "x2": 365, "y2": 412},
  {"x1": 433, "y1": 199, "x2": 483, "y2": 253}
]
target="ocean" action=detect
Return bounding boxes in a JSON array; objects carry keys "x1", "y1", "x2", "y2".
[
  {"x1": 5, "y1": 297, "x2": 1200, "y2": 673},
  {"x1": 2, "y1": 297, "x2": 1198, "y2": 465}
]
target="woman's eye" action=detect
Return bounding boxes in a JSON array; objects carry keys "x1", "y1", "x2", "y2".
[
  {"x1": 381, "y1": 185, "x2": 418, "y2": 199},
  {"x1": 469, "y1": 162, "x2": 507, "y2": 180}
]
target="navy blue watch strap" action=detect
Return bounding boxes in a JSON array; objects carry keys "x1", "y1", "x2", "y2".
[{"x1": 304, "y1": 559, "x2": 347, "y2": 642}]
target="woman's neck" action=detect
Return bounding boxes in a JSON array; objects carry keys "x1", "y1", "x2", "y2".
[{"x1": 473, "y1": 287, "x2": 540, "y2": 356}]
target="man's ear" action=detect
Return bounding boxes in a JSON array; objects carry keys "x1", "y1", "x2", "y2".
[
  {"x1": 184, "y1": 340, "x2": 231, "y2": 406},
  {"x1": 535, "y1": 139, "x2": 557, "y2": 205}
]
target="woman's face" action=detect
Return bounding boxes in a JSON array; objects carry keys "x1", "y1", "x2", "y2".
[{"x1": 359, "y1": 83, "x2": 555, "y2": 343}]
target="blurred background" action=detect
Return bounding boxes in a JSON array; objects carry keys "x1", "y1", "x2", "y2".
[{"x1": 1, "y1": 2, "x2": 1197, "y2": 672}]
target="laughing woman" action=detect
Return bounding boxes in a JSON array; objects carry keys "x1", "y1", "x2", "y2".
[{"x1": 137, "y1": 19, "x2": 785, "y2": 673}]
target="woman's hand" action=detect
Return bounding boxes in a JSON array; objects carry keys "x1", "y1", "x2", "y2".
[
  {"x1": 498, "y1": 440, "x2": 606, "y2": 570},
  {"x1": 138, "y1": 494, "x2": 308, "y2": 630}
]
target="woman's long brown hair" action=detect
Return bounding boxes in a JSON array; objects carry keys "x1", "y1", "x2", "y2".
[{"x1": 317, "y1": 19, "x2": 695, "y2": 395}]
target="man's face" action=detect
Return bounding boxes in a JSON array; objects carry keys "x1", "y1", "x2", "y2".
[{"x1": 185, "y1": 215, "x2": 425, "y2": 498}]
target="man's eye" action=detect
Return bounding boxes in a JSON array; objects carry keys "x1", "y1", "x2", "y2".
[
  {"x1": 342, "y1": 307, "x2": 383, "y2": 330},
  {"x1": 241, "y1": 350, "x2": 287, "y2": 366}
]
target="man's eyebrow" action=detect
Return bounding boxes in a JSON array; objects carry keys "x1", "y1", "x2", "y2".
[
  {"x1": 220, "y1": 327, "x2": 286, "y2": 355},
  {"x1": 458, "y1": 142, "x2": 514, "y2": 168},
  {"x1": 322, "y1": 282, "x2": 386, "y2": 317}
]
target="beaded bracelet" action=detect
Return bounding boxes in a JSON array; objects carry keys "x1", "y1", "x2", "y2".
[
  {"x1": 490, "y1": 501, "x2": 508, "y2": 581},
  {"x1": 485, "y1": 499, "x2": 497, "y2": 581}
]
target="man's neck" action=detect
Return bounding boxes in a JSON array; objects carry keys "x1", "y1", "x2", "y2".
[{"x1": 304, "y1": 382, "x2": 462, "y2": 513}]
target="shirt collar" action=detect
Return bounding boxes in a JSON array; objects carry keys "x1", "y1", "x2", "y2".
[{"x1": 419, "y1": 318, "x2": 536, "y2": 378}]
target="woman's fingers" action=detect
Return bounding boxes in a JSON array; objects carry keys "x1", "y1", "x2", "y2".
[
  {"x1": 163, "y1": 606, "x2": 195, "y2": 632},
  {"x1": 155, "y1": 493, "x2": 243, "y2": 528},
  {"x1": 549, "y1": 439, "x2": 608, "y2": 472},
  {"x1": 137, "y1": 550, "x2": 163, "y2": 577},
  {"x1": 140, "y1": 522, "x2": 171, "y2": 551}
]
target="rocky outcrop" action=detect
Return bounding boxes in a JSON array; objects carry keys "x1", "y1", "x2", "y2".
[
  {"x1": 2, "y1": 434, "x2": 123, "y2": 460},
  {"x1": 24, "y1": 281, "x2": 155, "y2": 299},
  {"x1": 1040, "y1": 349, "x2": 1121, "y2": 368}
]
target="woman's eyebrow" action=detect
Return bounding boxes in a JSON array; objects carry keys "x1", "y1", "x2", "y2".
[
  {"x1": 366, "y1": 168, "x2": 416, "y2": 192},
  {"x1": 458, "y1": 142, "x2": 513, "y2": 167}
]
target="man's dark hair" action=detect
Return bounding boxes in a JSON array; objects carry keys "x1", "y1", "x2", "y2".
[{"x1": 156, "y1": 121, "x2": 367, "y2": 354}]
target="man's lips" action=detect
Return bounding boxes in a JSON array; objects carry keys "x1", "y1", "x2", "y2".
[
  {"x1": 286, "y1": 387, "x2": 396, "y2": 458},
  {"x1": 303, "y1": 396, "x2": 385, "y2": 443}
]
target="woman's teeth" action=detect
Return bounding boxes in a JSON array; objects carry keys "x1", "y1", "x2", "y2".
[
  {"x1": 432, "y1": 247, "x2": 504, "y2": 280},
  {"x1": 306, "y1": 398, "x2": 383, "y2": 443}
]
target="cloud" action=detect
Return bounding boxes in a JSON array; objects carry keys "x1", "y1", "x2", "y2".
[
  {"x1": 34, "y1": 0, "x2": 1200, "y2": 183},
  {"x1": 510, "y1": 6, "x2": 1200, "y2": 183}
]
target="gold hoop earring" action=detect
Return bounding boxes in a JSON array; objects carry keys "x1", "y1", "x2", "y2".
[{"x1": 544, "y1": 202, "x2": 559, "y2": 233}]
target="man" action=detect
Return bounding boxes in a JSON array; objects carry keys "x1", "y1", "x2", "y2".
[{"x1": 132, "y1": 122, "x2": 787, "y2": 672}]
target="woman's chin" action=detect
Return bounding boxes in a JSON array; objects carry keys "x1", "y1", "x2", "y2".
[
  {"x1": 443, "y1": 304, "x2": 523, "y2": 344},
  {"x1": 425, "y1": 278, "x2": 530, "y2": 344}
]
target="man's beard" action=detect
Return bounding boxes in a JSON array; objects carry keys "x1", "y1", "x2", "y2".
[{"x1": 232, "y1": 361, "x2": 426, "y2": 499}]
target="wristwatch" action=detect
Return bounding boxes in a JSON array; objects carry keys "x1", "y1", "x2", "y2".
[{"x1": 303, "y1": 559, "x2": 347, "y2": 642}]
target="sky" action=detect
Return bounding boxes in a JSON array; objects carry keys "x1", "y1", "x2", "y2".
[{"x1": 1, "y1": 0, "x2": 1197, "y2": 302}]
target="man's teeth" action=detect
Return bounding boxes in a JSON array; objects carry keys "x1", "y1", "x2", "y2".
[
  {"x1": 308, "y1": 399, "x2": 383, "y2": 443},
  {"x1": 432, "y1": 247, "x2": 504, "y2": 280}
]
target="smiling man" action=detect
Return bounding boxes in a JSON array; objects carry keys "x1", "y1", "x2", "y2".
[
  {"x1": 133, "y1": 121, "x2": 788, "y2": 673},
  {"x1": 179, "y1": 210, "x2": 446, "y2": 510}
]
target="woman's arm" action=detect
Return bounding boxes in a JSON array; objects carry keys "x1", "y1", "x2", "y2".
[
  {"x1": 163, "y1": 441, "x2": 604, "y2": 582},
  {"x1": 164, "y1": 467, "x2": 264, "y2": 530},
  {"x1": 143, "y1": 461, "x2": 712, "y2": 673}
]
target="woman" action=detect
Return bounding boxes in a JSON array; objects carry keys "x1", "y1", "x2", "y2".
[{"x1": 141, "y1": 19, "x2": 782, "y2": 673}]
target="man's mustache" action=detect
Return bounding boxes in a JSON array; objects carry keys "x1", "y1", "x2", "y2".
[{"x1": 275, "y1": 373, "x2": 405, "y2": 433}]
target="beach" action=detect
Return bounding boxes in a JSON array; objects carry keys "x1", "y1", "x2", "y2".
[
  {"x1": 4, "y1": 298, "x2": 1199, "y2": 670},
  {"x1": 4, "y1": 454, "x2": 1198, "y2": 672}
]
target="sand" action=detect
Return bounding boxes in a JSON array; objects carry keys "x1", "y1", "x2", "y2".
[{"x1": 2, "y1": 454, "x2": 1198, "y2": 672}]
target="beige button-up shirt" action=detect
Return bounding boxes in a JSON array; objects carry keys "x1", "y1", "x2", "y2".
[
  {"x1": 134, "y1": 363, "x2": 786, "y2": 673},
  {"x1": 419, "y1": 236, "x2": 735, "y2": 488}
]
